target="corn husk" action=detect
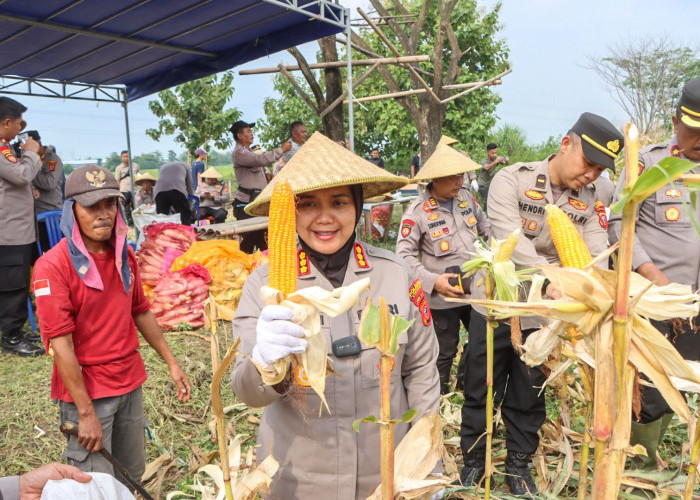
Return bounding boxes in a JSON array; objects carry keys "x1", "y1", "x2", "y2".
[
  {"x1": 368, "y1": 414, "x2": 450, "y2": 500},
  {"x1": 253, "y1": 277, "x2": 371, "y2": 413}
]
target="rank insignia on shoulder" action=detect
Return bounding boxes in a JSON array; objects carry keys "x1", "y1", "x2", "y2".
[
  {"x1": 535, "y1": 174, "x2": 547, "y2": 189},
  {"x1": 665, "y1": 188, "x2": 681, "y2": 199},
  {"x1": 525, "y1": 189, "x2": 544, "y2": 201},
  {"x1": 0, "y1": 145, "x2": 17, "y2": 163},
  {"x1": 422, "y1": 201, "x2": 433, "y2": 213},
  {"x1": 665, "y1": 207, "x2": 680, "y2": 222},
  {"x1": 408, "y1": 279, "x2": 432, "y2": 326},
  {"x1": 298, "y1": 249, "x2": 310, "y2": 276},
  {"x1": 671, "y1": 144, "x2": 681, "y2": 158},
  {"x1": 428, "y1": 197, "x2": 438, "y2": 208},
  {"x1": 354, "y1": 242, "x2": 369, "y2": 268},
  {"x1": 568, "y1": 198, "x2": 588, "y2": 211}
]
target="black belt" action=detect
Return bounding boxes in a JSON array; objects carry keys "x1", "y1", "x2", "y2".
[{"x1": 237, "y1": 186, "x2": 260, "y2": 195}]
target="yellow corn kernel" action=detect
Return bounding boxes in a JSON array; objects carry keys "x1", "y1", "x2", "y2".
[
  {"x1": 268, "y1": 182, "x2": 297, "y2": 297},
  {"x1": 545, "y1": 204, "x2": 592, "y2": 269},
  {"x1": 494, "y1": 229, "x2": 520, "y2": 263}
]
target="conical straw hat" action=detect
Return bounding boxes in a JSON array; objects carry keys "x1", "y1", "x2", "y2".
[
  {"x1": 246, "y1": 132, "x2": 408, "y2": 216},
  {"x1": 134, "y1": 172, "x2": 157, "y2": 185},
  {"x1": 437, "y1": 135, "x2": 458, "y2": 147},
  {"x1": 412, "y1": 143, "x2": 481, "y2": 181},
  {"x1": 200, "y1": 167, "x2": 223, "y2": 179}
]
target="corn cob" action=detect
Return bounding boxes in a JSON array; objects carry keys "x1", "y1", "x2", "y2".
[
  {"x1": 494, "y1": 229, "x2": 520, "y2": 263},
  {"x1": 268, "y1": 182, "x2": 297, "y2": 297},
  {"x1": 545, "y1": 204, "x2": 592, "y2": 269}
]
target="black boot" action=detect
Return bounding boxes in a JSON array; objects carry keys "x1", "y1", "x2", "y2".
[
  {"x1": 24, "y1": 332, "x2": 41, "y2": 343},
  {"x1": 505, "y1": 452, "x2": 538, "y2": 497},
  {"x1": 2, "y1": 334, "x2": 44, "y2": 357},
  {"x1": 460, "y1": 449, "x2": 485, "y2": 487}
]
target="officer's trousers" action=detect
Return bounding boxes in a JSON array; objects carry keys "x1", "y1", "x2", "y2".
[
  {"x1": 234, "y1": 201, "x2": 268, "y2": 253},
  {"x1": 0, "y1": 243, "x2": 33, "y2": 341},
  {"x1": 637, "y1": 316, "x2": 700, "y2": 423},
  {"x1": 155, "y1": 190, "x2": 194, "y2": 226},
  {"x1": 199, "y1": 206, "x2": 227, "y2": 224},
  {"x1": 431, "y1": 305, "x2": 471, "y2": 391},
  {"x1": 460, "y1": 310, "x2": 546, "y2": 455}
]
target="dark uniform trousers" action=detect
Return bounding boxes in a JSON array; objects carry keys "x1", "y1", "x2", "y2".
[
  {"x1": 120, "y1": 190, "x2": 134, "y2": 226},
  {"x1": 0, "y1": 243, "x2": 34, "y2": 341},
  {"x1": 432, "y1": 305, "x2": 471, "y2": 388},
  {"x1": 199, "y1": 206, "x2": 227, "y2": 224},
  {"x1": 460, "y1": 310, "x2": 546, "y2": 455},
  {"x1": 155, "y1": 190, "x2": 194, "y2": 226},
  {"x1": 233, "y1": 201, "x2": 267, "y2": 253},
  {"x1": 638, "y1": 315, "x2": 700, "y2": 423}
]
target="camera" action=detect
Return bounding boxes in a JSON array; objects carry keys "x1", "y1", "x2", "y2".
[{"x1": 501, "y1": 156, "x2": 509, "y2": 165}]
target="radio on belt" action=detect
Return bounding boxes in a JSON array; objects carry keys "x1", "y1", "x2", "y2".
[{"x1": 332, "y1": 336, "x2": 362, "y2": 358}]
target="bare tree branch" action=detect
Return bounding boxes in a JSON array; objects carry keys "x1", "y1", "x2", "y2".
[{"x1": 287, "y1": 47, "x2": 327, "y2": 108}]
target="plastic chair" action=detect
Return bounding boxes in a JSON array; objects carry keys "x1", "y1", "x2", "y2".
[
  {"x1": 188, "y1": 195, "x2": 200, "y2": 224},
  {"x1": 36, "y1": 209, "x2": 63, "y2": 255}
]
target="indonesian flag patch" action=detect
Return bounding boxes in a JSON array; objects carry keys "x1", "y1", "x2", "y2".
[{"x1": 34, "y1": 279, "x2": 51, "y2": 297}]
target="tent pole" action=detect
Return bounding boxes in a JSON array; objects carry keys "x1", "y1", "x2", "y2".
[
  {"x1": 122, "y1": 91, "x2": 136, "y2": 234},
  {"x1": 345, "y1": 7, "x2": 354, "y2": 152}
]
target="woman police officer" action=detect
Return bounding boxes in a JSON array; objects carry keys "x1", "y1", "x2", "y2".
[{"x1": 230, "y1": 133, "x2": 441, "y2": 499}]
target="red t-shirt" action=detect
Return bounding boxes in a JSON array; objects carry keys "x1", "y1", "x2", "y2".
[{"x1": 33, "y1": 240, "x2": 151, "y2": 402}]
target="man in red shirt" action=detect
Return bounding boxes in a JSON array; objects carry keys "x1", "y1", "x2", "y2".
[{"x1": 33, "y1": 165, "x2": 191, "y2": 489}]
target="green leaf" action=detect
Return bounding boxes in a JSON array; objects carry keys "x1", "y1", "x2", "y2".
[
  {"x1": 359, "y1": 300, "x2": 414, "y2": 356},
  {"x1": 399, "y1": 409, "x2": 418, "y2": 423},
  {"x1": 352, "y1": 414, "x2": 380, "y2": 432},
  {"x1": 610, "y1": 157, "x2": 698, "y2": 213}
]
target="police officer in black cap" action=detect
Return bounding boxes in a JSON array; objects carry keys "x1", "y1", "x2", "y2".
[
  {"x1": 231, "y1": 120, "x2": 291, "y2": 252},
  {"x1": 461, "y1": 112, "x2": 622, "y2": 496},
  {"x1": 609, "y1": 77, "x2": 700, "y2": 472}
]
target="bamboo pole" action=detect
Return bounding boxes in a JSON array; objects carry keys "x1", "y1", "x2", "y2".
[
  {"x1": 484, "y1": 273, "x2": 495, "y2": 499},
  {"x1": 440, "y1": 69, "x2": 512, "y2": 104},
  {"x1": 238, "y1": 55, "x2": 429, "y2": 75},
  {"x1": 320, "y1": 61, "x2": 379, "y2": 119},
  {"x1": 379, "y1": 298, "x2": 395, "y2": 500},
  {"x1": 357, "y1": 8, "x2": 442, "y2": 105},
  {"x1": 343, "y1": 79, "x2": 503, "y2": 104},
  {"x1": 592, "y1": 123, "x2": 639, "y2": 498}
]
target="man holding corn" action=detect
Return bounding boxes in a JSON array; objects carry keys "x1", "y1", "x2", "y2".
[
  {"x1": 609, "y1": 77, "x2": 700, "y2": 471},
  {"x1": 396, "y1": 143, "x2": 489, "y2": 394},
  {"x1": 461, "y1": 113, "x2": 622, "y2": 496}
]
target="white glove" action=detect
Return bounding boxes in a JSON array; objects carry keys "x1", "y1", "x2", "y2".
[
  {"x1": 251, "y1": 305, "x2": 307, "y2": 369},
  {"x1": 470, "y1": 179, "x2": 479, "y2": 191},
  {"x1": 429, "y1": 490, "x2": 445, "y2": 500}
]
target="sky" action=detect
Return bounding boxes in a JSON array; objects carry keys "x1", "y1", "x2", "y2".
[{"x1": 11, "y1": 0, "x2": 700, "y2": 161}]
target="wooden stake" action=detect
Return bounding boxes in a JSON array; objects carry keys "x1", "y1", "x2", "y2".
[
  {"x1": 484, "y1": 273, "x2": 495, "y2": 499},
  {"x1": 343, "y1": 79, "x2": 504, "y2": 104},
  {"x1": 238, "y1": 55, "x2": 429, "y2": 75},
  {"x1": 379, "y1": 298, "x2": 395, "y2": 500}
]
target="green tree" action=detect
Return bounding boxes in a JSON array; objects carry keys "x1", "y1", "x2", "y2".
[
  {"x1": 103, "y1": 152, "x2": 121, "y2": 171},
  {"x1": 587, "y1": 37, "x2": 700, "y2": 138},
  {"x1": 133, "y1": 151, "x2": 165, "y2": 170},
  {"x1": 486, "y1": 123, "x2": 561, "y2": 168},
  {"x1": 167, "y1": 150, "x2": 177, "y2": 162},
  {"x1": 146, "y1": 71, "x2": 241, "y2": 155}
]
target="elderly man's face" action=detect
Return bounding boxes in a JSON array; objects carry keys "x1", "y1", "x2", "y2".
[
  {"x1": 74, "y1": 197, "x2": 118, "y2": 251},
  {"x1": 292, "y1": 124, "x2": 308, "y2": 144}
]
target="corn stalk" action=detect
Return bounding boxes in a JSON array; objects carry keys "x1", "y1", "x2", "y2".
[
  {"x1": 578, "y1": 363, "x2": 594, "y2": 500},
  {"x1": 684, "y1": 416, "x2": 700, "y2": 499},
  {"x1": 484, "y1": 272, "x2": 495, "y2": 499},
  {"x1": 378, "y1": 298, "x2": 395, "y2": 500},
  {"x1": 592, "y1": 123, "x2": 639, "y2": 497}
]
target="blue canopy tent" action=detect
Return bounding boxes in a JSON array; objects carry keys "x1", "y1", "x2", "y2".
[{"x1": 0, "y1": 0, "x2": 353, "y2": 201}]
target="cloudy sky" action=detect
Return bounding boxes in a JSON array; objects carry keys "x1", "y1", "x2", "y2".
[{"x1": 12, "y1": 0, "x2": 700, "y2": 161}]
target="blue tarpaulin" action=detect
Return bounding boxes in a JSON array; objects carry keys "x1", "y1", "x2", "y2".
[{"x1": 0, "y1": 0, "x2": 346, "y2": 101}]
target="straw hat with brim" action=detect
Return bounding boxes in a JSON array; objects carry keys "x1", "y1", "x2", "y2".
[
  {"x1": 201, "y1": 167, "x2": 223, "y2": 179},
  {"x1": 134, "y1": 172, "x2": 157, "y2": 185},
  {"x1": 245, "y1": 132, "x2": 408, "y2": 216},
  {"x1": 412, "y1": 143, "x2": 481, "y2": 182},
  {"x1": 437, "y1": 135, "x2": 458, "y2": 147}
]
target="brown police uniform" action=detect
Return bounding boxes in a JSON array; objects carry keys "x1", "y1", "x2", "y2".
[
  {"x1": 33, "y1": 146, "x2": 64, "y2": 213},
  {"x1": 195, "y1": 181, "x2": 231, "y2": 223},
  {"x1": 461, "y1": 156, "x2": 609, "y2": 457},
  {"x1": 396, "y1": 187, "x2": 489, "y2": 389},
  {"x1": 231, "y1": 242, "x2": 440, "y2": 500},
  {"x1": 232, "y1": 143, "x2": 284, "y2": 252},
  {"x1": 0, "y1": 140, "x2": 42, "y2": 350},
  {"x1": 608, "y1": 136, "x2": 700, "y2": 423}
]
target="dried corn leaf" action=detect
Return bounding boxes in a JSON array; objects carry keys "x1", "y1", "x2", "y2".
[
  {"x1": 368, "y1": 414, "x2": 449, "y2": 500},
  {"x1": 234, "y1": 454, "x2": 279, "y2": 500},
  {"x1": 255, "y1": 278, "x2": 371, "y2": 413},
  {"x1": 520, "y1": 320, "x2": 567, "y2": 366},
  {"x1": 142, "y1": 452, "x2": 173, "y2": 482}
]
